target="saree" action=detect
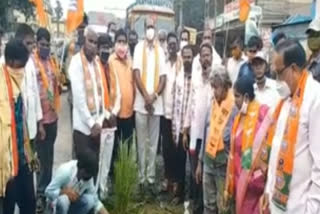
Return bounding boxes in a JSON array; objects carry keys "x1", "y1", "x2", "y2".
[{"x1": 226, "y1": 102, "x2": 270, "y2": 214}]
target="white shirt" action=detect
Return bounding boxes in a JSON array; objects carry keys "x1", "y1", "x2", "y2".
[
  {"x1": 163, "y1": 58, "x2": 180, "y2": 119},
  {"x1": 254, "y1": 78, "x2": 280, "y2": 108},
  {"x1": 192, "y1": 45, "x2": 222, "y2": 77},
  {"x1": 69, "y1": 53, "x2": 106, "y2": 135},
  {"x1": 184, "y1": 65, "x2": 213, "y2": 151},
  {"x1": 265, "y1": 75, "x2": 320, "y2": 214},
  {"x1": 133, "y1": 40, "x2": 167, "y2": 115},
  {"x1": 227, "y1": 55, "x2": 246, "y2": 84},
  {"x1": 0, "y1": 56, "x2": 43, "y2": 140}
]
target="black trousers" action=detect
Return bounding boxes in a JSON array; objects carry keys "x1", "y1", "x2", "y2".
[
  {"x1": 110, "y1": 116, "x2": 135, "y2": 177},
  {"x1": 161, "y1": 118, "x2": 187, "y2": 197},
  {"x1": 189, "y1": 139, "x2": 204, "y2": 214},
  {"x1": 36, "y1": 121, "x2": 58, "y2": 197},
  {"x1": 3, "y1": 164, "x2": 36, "y2": 214},
  {"x1": 73, "y1": 130, "x2": 100, "y2": 179}
]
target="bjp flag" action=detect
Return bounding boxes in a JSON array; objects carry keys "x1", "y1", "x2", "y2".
[
  {"x1": 29, "y1": 0, "x2": 48, "y2": 27},
  {"x1": 239, "y1": 0, "x2": 250, "y2": 22},
  {"x1": 66, "y1": 0, "x2": 84, "y2": 34}
]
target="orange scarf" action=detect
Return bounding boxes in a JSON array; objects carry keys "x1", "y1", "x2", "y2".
[
  {"x1": 225, "y1": 100, "x2": 260, "y2": 197},
  {"x1": 205, "y1": 89, "x2": 234, "y2": 159},
  {"x1": 97, "y1": 58, "x2": 117, "y2": 110},
  {"x1": 80, "y1": 49, "x2": 104, "y2": 114},
  {"x1": 259, "y1": 71, "x2": 308, "y2": 211},
  {"x1": 33, "y1": 52, "x2": 61, "y2": 112},
  {"x1": 142, "y1": 41, "x2": 159, "y2": 91}
]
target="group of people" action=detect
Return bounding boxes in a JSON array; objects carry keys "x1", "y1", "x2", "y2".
[{"x1": 1, "y1": 11, "x2": 320, "y2": 214}]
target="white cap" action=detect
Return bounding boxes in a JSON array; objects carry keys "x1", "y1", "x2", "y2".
[{"x1": 306, "y1": 19, "x2": 320, "y2": 34}]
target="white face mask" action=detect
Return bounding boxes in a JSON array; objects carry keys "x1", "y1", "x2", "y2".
[
  {"x1": 240, "y1": 101, "x2": 248, "y2": 114},
  {"x1": 276, "y1": 80, "x2": 291, "y2": 98},
  {"x1": 180, "y1": 41, "x2": 188, "y2": 50},
  {"x1": 146, "y1": 28, "x2": 155, "y2": 41}
]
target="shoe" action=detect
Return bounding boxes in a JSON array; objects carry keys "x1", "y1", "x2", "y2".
[{"x1": 36, "y1": 197, "x2": 46, "y2": 214}]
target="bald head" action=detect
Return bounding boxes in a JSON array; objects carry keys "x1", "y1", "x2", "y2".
[
  {"x1": 84, "y1": 26, "x2": 98, "y2": 62},
  {"x1": 145, "y1": 17, "x2": 155, "y2": 30}
]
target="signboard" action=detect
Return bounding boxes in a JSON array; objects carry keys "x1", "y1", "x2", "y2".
[{"x1": 136, "y1": 0, "x2": 173, "y2": 9}]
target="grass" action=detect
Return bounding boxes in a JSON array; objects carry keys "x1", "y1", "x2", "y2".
[{"x1": 103, "y1": 137, "x2": 184, "y2": 214}]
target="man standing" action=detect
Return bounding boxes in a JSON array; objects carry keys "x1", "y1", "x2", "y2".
[
  {"x1": 161, "y1": 32, "x2": 181, "y2": 193},
  {"x1": 128, "y1": 30, "x2": 138, "y2": 57},
  {"x1": 261, "y1": 40, "x2": 320, "y2": 214},
  {"x1": 306, "y1": 18, "x2": 320, "y2": 82},
  {"x1": 226, "y1": 38, "x2": 246, "y2": 85},
  {"x1": 251, "y1": 55, "x2": 280, "y2": 108},
  {"x1": 183, "y1": 43, "x2": 214, "y2": 214},
  {"x1": 180, "y1": 29, "x2": 190, "y2": 50},
  {"x1": 158, "y1": 29, "x2": 168, "y2": 56},
  {"x1": 33, "y1": 28, "x2": 61, "y2": 212},
  {"x1": 109, "y1": 29, "x2": 134, "y2": 148},
  {"x1": 237, "y1": 36, "x2": 262, "y2": 82},
  {"x1": 107, "y1": 22, "x2": 117, "y2": 44},
  {"x1": 133, "y1": 17, "x2": 166, "y2": 194},
  {"x1": 192, "y1": 29, "x2": 222, "y2": 77},
  {"x1": 170, "y1": 45, "x2": 194, "y2": 204},
  {"x1": 69, "y1": 27, "x2": 107, "y2": 175},
  {"x1": 0, "y1": 39, "x2": 38, "y2": 214}
]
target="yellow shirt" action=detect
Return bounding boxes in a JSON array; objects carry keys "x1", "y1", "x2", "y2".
[{"x1": 108, "y1": 53, "x2": 134, "y2": 119}]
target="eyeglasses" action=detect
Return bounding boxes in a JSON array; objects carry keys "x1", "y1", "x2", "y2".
[{"x1": 275, "y1": 65, "x2": 290, "y2": 79}]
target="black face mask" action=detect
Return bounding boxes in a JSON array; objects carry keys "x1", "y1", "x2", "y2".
[
  {"x1": 100, "y1": 51, "x2": 110, "y2": 63},
  {"x1": 184, "y1": 61, "x2": 192, "y2": 71}
]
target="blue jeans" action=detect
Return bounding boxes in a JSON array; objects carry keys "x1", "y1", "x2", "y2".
[{"x1": 56, "y1": 194, "x2": 95, "y2": 214}]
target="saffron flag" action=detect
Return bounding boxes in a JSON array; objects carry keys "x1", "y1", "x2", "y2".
[
  {"x1": 66, "y1": 0, "x2": 84, "y2": 34},
  {"x1": 239, "y1": 0, "x2": 251, "y2": 22},
  {"x1": 29, "y1": 0, "x2": 48, "y2": 27}
]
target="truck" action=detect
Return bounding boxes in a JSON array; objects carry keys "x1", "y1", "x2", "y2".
[{"x1": 126, "y1": 0, "x2": 175, "y2": 39}]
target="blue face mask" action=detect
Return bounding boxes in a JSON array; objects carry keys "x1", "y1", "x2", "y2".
[{"x1": 39, "y1": 47, "x2": 50, "y2": 59}]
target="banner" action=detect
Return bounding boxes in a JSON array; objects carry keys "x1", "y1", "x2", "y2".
[
  {"x1": 66, "y1": 0, "x2": 84, "y2": 34},
  {"x1": 29, "y1": 0, "x2": 48, "y2": 27}
]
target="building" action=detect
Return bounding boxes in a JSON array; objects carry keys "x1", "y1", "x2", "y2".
[{"x1": 209, "y1": 0, "x2": 313, "y2": 58}]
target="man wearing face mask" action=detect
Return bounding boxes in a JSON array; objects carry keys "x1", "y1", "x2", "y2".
[
  {"x1": 107, "y1": 22, "x2": 117, "y2": 44},
  {"x1": 226, "y1": 38, "x2": 247, "y2": 85},
  {"x1": 32, "y1": 27, "x2": 61, "y2": 212},
  {"x1": 0, "y1": 39, "x2": 38, "y2": 214},
  {"x1": 306, "y1": 18, "x2": 320, "y2": 83},
  {"x1": 180, "y1": 29, "x2": 190, "y2": 51},
  {"x1": 183, "y1": 43, "x2": 214, "y2": 214},
  {"x1": 160, "y1": 32, "x2": 181, "y2": 195},
  {"x1": 108, "y1": 29, "x2": 134, "y2": 167},
  {"x1": 133, "y1": 17, "x2": 167, "y2": 195},
  {"x1": 69, "y1": 27, "x2": 108, "y2": 179},
  {"x1": 251, "y1": 55, "x2": 280, "y2": 108},
  {"x1": 128, "y1": 30, "x2": 138, "y2": 57},
  {"x1": 259, "y1": 40, "x2": 320, "y2": 214}
]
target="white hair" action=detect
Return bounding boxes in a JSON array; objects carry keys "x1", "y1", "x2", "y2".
[
  {"x1": 84, "y1": 26, "x2": 97, "y2": 37},
  {"x1": 209, "y1": 65, "x2": 232, "y2": 88}
]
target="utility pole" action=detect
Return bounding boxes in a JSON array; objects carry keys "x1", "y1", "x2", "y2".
[
  {"x1": 179, "y1": 0, "x2": 183, "y2": 28},
  {"x1": 205, "y1": 0, "x2": 210, "y2": 27}
]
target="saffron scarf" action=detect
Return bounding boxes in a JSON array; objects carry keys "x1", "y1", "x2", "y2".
[
  {"x1": 0, "y1": 65, "x2": 36, "y2": 196},
  {"x1": 142, "y1": 41, "x2": 160, "y2": 91},
  {"x1": 225, "y1": 100, "x2": 260, "y2": 197},
  {"x1": 259, "y1": 71, "x2": 308, "y2": 211},
  {"x1": 33, "y1": 52, "x2": 61, "y2": 112},
  {"x1": 205, "y1": 89, "x2": 234, "y2": 159},
  {"x1": 97, "y1": 58, "x2": 117, "y2": 110},
  {"x1": 80, "y1": 50, "x2": 104, "y2": 115}
]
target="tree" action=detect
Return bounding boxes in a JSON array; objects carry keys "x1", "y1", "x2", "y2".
[{"x1": 55, "y1": 0, "x2": 63, "y2": 37}]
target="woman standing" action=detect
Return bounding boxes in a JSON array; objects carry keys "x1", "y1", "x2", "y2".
[{"x1": 225, "y1": 76, "x2": 270, "y2": 214}]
